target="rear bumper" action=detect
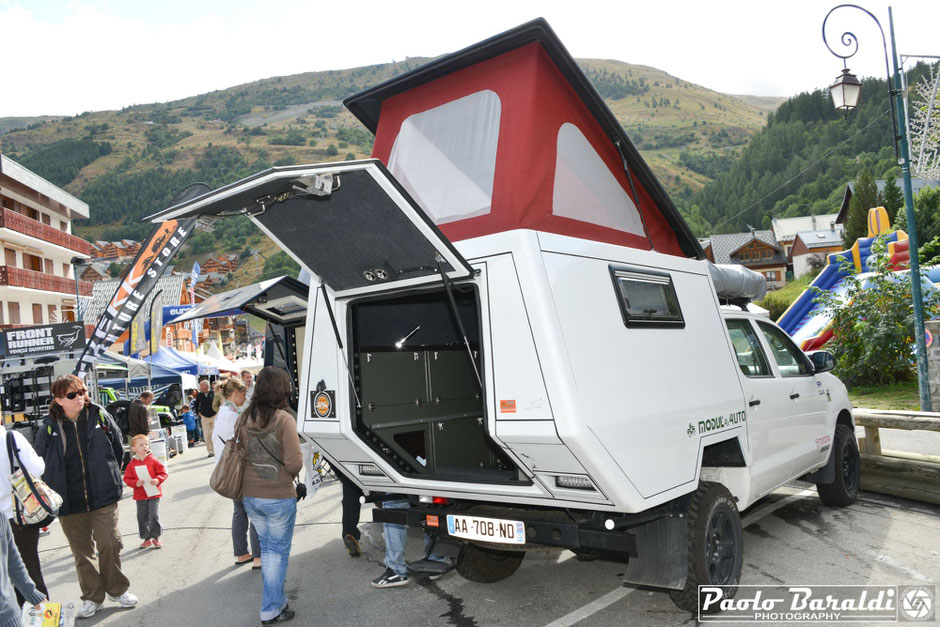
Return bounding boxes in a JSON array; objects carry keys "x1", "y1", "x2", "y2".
[{"x1": 372, "y1": 505, "x2": 637, "y2": 555}]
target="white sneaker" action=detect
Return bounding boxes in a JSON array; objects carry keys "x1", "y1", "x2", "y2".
[
  {"x1": 106, "y1": 590, "x2": 139, "y2": 608},
  {"x1": 77, "y1": 600, "x2": 103, "y2": 618}
]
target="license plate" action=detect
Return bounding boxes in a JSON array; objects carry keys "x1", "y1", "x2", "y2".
[{"x1": 446, "y1": 514, "x2": 526, "y2": 544}]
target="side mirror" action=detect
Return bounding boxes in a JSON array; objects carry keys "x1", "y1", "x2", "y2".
[{"x1": 807, "y1": 350, "x2": 835, "y2": 374}]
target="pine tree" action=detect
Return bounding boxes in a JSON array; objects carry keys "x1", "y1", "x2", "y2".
[
  {"x1": 881, "y1": 176, "x2": 904, "y2": 224},
  {"x1": 844, "y1": 167, "x2": 877, "y2": 246}
]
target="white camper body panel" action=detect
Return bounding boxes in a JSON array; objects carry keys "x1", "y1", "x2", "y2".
[{"x1": 301, "y1": 229, "x2": 761, "y2": 513}]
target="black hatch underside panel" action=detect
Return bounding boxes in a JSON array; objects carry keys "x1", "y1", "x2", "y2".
[
  {"x1": 144, "y1": 161, "x2": 474, "y2": 297},
  {"x1": 172, "y1": 276, "x2": 309, "y2": 326}
]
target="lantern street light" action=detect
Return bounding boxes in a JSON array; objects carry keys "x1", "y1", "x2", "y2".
[
  {"x1": 822, "y1": 4, "x2": 932, "y2": 410},
  {"x1": 829, "y1": 68, "x2": 862, "y2": 114}
]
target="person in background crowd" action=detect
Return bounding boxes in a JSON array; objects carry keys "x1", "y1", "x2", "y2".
[
  {"x1": 123, "y1": 435, "x2": 167, "y2": 549},
  {"x1": 213, "y1": 377, "x2": 262, "y2": 568},
  {"x1": 238, "y1": 367, "x2": 302, "y2": 625},
  {"x1": 0, "y1": 516, "x2": 45, "y2": 624},
  {"x1": 34, "y1": 375, "x2": 138, "y2": 619},
  {"x1": 127, "y1": 391, "x2": 154, "y2": 439},
  {"x1": 241, "y1": 370, "x2": 255, "y2": 405},
  {"x1": 196, "y1": 380, "x2": 217, "y2": 458},
  {"x1": 334, "y1": 469, "x2": 363, "y2": 558},
  {"x1": 178, "y1": 405, "x2": 197, "y2": 446},
  {"x1": 370, "y1": 497, "x2": 450, "y2": 588},
  {"x1": 186, "y1": 388, "x2": 203, "y2": 444},
  {"x1": 0, "y1": 421, "x2": 49, "y2": 606}
]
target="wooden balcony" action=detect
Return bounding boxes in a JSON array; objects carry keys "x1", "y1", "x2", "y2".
[
  {"x1": 0, "y1": 208, "x2": 91, "y2": 255},
  {"x1": 0, "y1": 265, "x2": 92, "y2": 295}
]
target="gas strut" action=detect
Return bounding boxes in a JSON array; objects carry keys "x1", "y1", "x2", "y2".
[
  {"x1": 320, "y1": 283, "x2": 361, "y2": 408},
  {"x1": 436, "y1": 257, "x2": 483, "y2": 392}
]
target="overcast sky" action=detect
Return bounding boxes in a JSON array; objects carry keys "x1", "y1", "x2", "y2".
[{"x1": 1, "y1": 0, "x2": 937, "y2": 118}]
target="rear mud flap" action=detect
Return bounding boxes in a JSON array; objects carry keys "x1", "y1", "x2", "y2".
[{"x1": 622, "y1": 515, "x2": 688, "y2": 591}]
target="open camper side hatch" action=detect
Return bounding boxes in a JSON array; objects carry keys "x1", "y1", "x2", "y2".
[
  {"x1": 145, "y1": 161, "x2": 474, "y2": 298},
  {"x1": 350, "y1": 285, "x2": 526, "y2": 484}
]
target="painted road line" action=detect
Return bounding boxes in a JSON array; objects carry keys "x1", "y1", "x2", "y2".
[
  {"x1": 542, "y1": 488, "x2": 817, "y2": 627},
  {"x1": 543, "y1": 586, "x2": 635, "y2": 627}
]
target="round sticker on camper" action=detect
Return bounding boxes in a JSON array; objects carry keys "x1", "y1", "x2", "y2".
[{"x1": 313, "y1": 391, "x2": 333, "y2": 418}]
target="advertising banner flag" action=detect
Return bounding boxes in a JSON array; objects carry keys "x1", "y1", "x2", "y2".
[
  {"x1": 149, "y1": 298, "x2": 164, "y2": 355},
  {"x1": 74, "y1": 218, "x2": 197, "y2": 375},
  {"x1": 130, "y1": 314, "x2": 148, "y2": 355},
  {"x1": 190, "y1": 261, "x2": 200, "y2": 303}
]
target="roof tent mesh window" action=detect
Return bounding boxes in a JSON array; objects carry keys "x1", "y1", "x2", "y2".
[
  {"x1": 610, "y1": 266, "x2": 684, "y2": 327},
  {"x1": 388, "y1": 90, "x2": 500, "y2": 225},
  {"x1": 553, "y1": 123, "x2": 644, "y2": 235}
]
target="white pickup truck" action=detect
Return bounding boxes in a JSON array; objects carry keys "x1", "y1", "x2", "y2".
[{"x1": 145, "y1": 19, "x2": 860, "y2": 613}]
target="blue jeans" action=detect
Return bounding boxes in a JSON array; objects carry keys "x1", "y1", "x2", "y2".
[
  {"x1": 382, "y1": 499, "x2": 448, "y2": 577},
  {"x1": 243, "y1": 497, "x2": 297, "y2": 621},
  {"x1": 233, "y1": 499, "x2": 261, "y2": 558}
]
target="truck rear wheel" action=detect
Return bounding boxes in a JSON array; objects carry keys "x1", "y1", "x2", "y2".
[
  {"x1": 816, "y1": 424, "x2": 860, "y2": 507},
  {"x1": 455, "y1": 544, "x2": 525, "y2": 583},
  {"x1": 669, "y1": 482, "x2": 743, "y2": 614}
]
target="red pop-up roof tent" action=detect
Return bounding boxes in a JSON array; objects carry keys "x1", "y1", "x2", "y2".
[{"x1": 345, "y1": 19, "x2": 703, "y2": 259}]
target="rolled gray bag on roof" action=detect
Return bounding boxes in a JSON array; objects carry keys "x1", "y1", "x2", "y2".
[{"x1": 707, "y1": 262, "x2": 767, "y2": 301}]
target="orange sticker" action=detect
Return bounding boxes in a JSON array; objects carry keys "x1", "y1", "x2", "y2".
[
  {"x1": 500, "y1": 400, "x2": 516, "y2": 413},
  {"x1": 426, "y1": 515, "x2": 439, "y2": 527},
  {"x1": 312, "y1": 391, "x2": 333, "y2": 418}
]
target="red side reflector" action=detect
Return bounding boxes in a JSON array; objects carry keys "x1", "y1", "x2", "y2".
[
  {"x1": 426, "y1": 515, "x2": 439, "y2": 527},
  {"x1": 432, "y1": 496, "x2": 449, "y2": 505}
]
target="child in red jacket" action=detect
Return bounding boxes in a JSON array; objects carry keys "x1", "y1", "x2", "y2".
[{"x1": 123, "y1": 435, "x2": 168, "y2": 548}]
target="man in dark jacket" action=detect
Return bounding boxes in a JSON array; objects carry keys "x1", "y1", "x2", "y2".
[
  {"x1": 195, "y1": 379, "x2": 216, "y2": 458},
  {"x1": 34, "y1": 375, "x2": 138, "y2": 619},
  {"x1": 127, "y1": 391, "x2": 153, "y2": 439}
]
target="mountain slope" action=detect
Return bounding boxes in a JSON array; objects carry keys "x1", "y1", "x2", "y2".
[{"x1": 0, "y1": 57, "x2": 785, "y2": 284}]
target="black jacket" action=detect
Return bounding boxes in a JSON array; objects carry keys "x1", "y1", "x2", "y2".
[
  {"x1": 127, "y1": 399, "x2": 150, "y2": 437},
  {"x1": 34, "y1": 404, "x2": 125, "y2": 516}
]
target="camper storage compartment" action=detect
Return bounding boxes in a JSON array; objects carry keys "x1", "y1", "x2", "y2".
[{"x1": 350, "y1": 287, "x2": 524, "y2": 483}]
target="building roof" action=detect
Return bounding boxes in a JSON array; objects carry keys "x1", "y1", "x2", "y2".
[
  {"x1": 0, "y1": 154, "x2": 89, "y2": 219},
  {"x1": 84, "y1": 261, "x2": 112, "y2": 275},
  {"x1": 837, "y1": 178, "x2": 940, "y2": 223},
  {"x1": 705, "y1": 230, "x2": 781, "y2": 265},
  {"x1": 793, "y1": 229, "x2": 843, "y2": 251},
  {"x1": 83, "y1": 274, "x2": 186, "y2": 325},
  {"x1": 772, "y1": 214, "x2": 841, "y2": 242}
]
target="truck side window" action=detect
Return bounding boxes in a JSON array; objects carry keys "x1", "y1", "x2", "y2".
[
  {"x1": 725, "y1": 319, "x2": 771, "y2": 377},
  {"x1": 610, "y1": 266, "x2": 684, "y2": 328},
  {"x1": 756, "y1": 322, "x2": 811, "y2": 377}
]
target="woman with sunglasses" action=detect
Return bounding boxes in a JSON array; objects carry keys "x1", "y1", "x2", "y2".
[{"x1": 34, "y1": 374, "x2": 139, "y2": 619}]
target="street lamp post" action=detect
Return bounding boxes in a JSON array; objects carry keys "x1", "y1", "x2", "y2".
[
  {"x1": 822, "y1": 4, "x2": 932, "y2": 411},
  {"x1": 70, "y1": 256, "x2": 88, "y2": 322}
]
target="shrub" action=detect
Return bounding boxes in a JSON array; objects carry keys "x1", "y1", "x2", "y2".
[{"x1": 814, "y1": 238, "x2": 940, "y2": 385}]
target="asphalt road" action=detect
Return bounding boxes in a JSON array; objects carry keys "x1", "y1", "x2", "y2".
[{"x1": 36, "y1": 443, "x2": 940, "y2": 626}]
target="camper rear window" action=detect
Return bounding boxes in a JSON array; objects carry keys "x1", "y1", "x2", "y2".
[{"x1": 610, "y1": 267, "x2": 684, "y2": 327}]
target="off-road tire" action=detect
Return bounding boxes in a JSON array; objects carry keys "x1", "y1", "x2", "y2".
[
  {"x1": 669, "y1": 482, "x2": 743, "y2": 614},
  {"x1": 455, "y1": 543, "x2": 525, "y2": 583},
  {"x1": 816, "y1": 424, "x2": 860, "y2": 507}
]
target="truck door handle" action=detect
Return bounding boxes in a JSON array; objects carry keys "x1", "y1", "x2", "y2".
[
  {"x1": 789, "y1": 393, "x2": 800, "y2": 400},
  {"x1": 748, "y1": 399, "x2": 761, "y2": 407}
]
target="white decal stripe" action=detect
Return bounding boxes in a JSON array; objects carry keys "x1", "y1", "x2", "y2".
[{"x1": 741, "y1": 488, "x2": 815, "y2": 527}]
